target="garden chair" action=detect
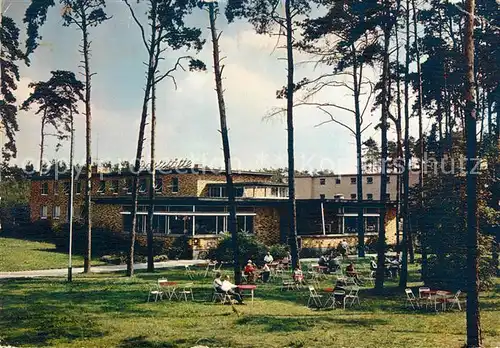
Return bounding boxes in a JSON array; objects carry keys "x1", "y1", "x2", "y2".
[
  {"x1": 178, "y1": 283, "x2": 194, "y2": 301},
  {"x1": 281, "y1": 279, "x2": 296, "y2": 291},
  {"x1": 185, "y1": 265, "x2": 195, "y2": 279},
  {"x1": 147, "y1": 284, "x2": 163, "y2": 302},
  {"x1": 404, "y1": 288, "x2": 419, "y2": 309},
  {"x1": 344, "y1": 286, "x2": 360, "y2": 308},
  {"x1": 446, "y1": 290, "x2": 463, "y2": 311},
  {"x1": 307, "y1": 286, "x2": 323, "y2": 308}
]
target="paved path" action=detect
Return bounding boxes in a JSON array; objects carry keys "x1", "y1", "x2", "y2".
[
  {"x1": 0, "y1": 259, "x2": 208, "y2": 279},
  {"x1": 0, "y1": 254, "x2": 389, "y2": 280}
]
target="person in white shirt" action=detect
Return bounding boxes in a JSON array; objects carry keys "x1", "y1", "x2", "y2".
[
  {"x1": 260, "y1": 263, "x2": 271, "y2": 283},
  {"x1": 221, "y1": 275, "x2": 244, "y2": 304},
  {"x1": 264, "y1": 252, "x2": 274, "y2": 264}
]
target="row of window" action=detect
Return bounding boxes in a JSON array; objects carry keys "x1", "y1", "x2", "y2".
[
  {"x1": 206, "y1": 186, "x2": 289, "y2": 198},
  {"x1": 40, "y1": 205, "x2": 61, "y2": 219},
  {"x1": 319, "y1": 193, "x2": 391, "y2": 200},
  {"x1": 319, "y1": 176, "x2": 391, "y2": 185},
  {"x1": 40, "y1": 177, "x2": 179, "y2": 195}
]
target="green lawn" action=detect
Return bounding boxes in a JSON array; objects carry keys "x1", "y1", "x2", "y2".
[
  {"x1": 0, "y1": 264, "x2": 498, "y2": 347},
  {"x1": 0, "y1": 237, "x2": 104, "y2": 272}
]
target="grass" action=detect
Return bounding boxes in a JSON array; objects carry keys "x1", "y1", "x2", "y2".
[
  {"x1": 0, "y1": 237, "x2": 104, "y2": 272},
  {"x1": 0, "y1": 263, "x2": 498, "y2": 347}
]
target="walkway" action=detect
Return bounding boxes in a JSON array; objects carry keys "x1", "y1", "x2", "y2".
[{"x1": 0, "y1": 259, "x2": 208, "y2": 279}]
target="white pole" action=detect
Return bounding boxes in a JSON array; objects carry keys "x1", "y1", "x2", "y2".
[
  {"x1": 320, "y1": 201, "x2": 326, "y2": 235},
  {"x1": 68, "y1": 116, "x2": 75, "y2": 282}
]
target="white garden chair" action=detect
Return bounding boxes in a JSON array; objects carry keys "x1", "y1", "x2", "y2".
[
  {"x1": 147, "y1": 284, "x2": 163, "y2": 302},
  {"x1": 307, "y1": 286, "x2": 323, "y2": 308},
  {"x1": 405, "y1": 288, "x2": 419, "y2": 309},
  {"x1": 344, "y1": 286, "x2": 360, "y2": 308},
  {"x1": 178, "y1": 283, "x2": 194, "y2": 301},
  {"x1": 446, "y1": 290, "x2": 463, "y2": 311}
]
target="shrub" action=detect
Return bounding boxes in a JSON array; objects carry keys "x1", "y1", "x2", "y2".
[
  {"x1": 269, "y1": 244, "x2": 289, "y2": 260},
  {"x1": 167, "y1": 235, "x2": 191, "y2": 260},
  {"x1": 207, "y1": 233, "x2": 267, "y2": 267}
]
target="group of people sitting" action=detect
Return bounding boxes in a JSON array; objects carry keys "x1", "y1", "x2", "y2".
[
  {"x1": 370, "y1": 255, "x2": 402, "y2": 277},
  {"x1": 317, "y1": 252, "x2": 343, "y2": 274},
  {"x1": 213, "y1": 272, "x2": 245, "y2": 304}
]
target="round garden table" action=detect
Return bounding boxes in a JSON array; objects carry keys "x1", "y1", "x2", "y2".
[{"x1": 158, "y1": 281, "x2": 178, "y2": 300}]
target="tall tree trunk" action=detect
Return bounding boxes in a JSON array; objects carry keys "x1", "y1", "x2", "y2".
[
  {"x1": 147, "y1": 74, "x2": 156, "y2": 273},
  {"x1": 68, "y1": 112, "x2": 75, "y2": 282},
  {"x1": 375, "y1": 16, "x2": 391, "y2": 292},
  {"x1": 394, "y1": 20, "x2": 403, "y2": 251},
  {"x1": 285, "y1": 0, "x2": 299, "y2": 269},
  {"x1": 127, "y1": 1, "x2": 158, "y2": 277},
  {"x1": 464, "y1": 0, "x2": 482, "y2": 346},
  {"x1": 399, "y1": 0, "x2": 411, "y2": 288},
  {"x1": 208, "y1": 3, "x2": 241, "y2": 284},
  {"x1": 411, "y1": 0, "x2": 422, "y2": 265},
  {"x1": 82, "y1": 18, "x2": 92, "y2": 274},
  {"x1": 39, "y1": 114, "x2": 46, "y2": 173},
  {"x1": 352, "y1": 50, "x2": 365, "y2": 258}
]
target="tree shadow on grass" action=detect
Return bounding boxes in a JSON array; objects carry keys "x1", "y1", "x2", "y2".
[
  {"x1": 117, "y1": 335, "x2": 226, "y2": 348},
  {"x1": 236, "y1": 315, "x2": 388, "y2": 333}
]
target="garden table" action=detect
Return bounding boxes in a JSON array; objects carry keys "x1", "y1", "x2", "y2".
[
  {"x1": 158, "y1": 281, "x2": 178, "y2": 300},
  {"x1": 237, "y1": 284, "x2": 257, "y2": 304}
]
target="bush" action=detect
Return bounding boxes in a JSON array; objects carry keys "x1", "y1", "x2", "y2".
[
  {"x1": 166, "y1": 235, "x2": 191, "y2": 260},
  {"x1": 269, "y1": 244, "x2": 289, "y2": 260},
  {"x1": 207, "y1": 233, "x2": 267, "y2": 267}
]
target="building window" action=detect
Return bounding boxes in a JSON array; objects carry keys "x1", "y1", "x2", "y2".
[
  {"x1": 208, "y1": 187, "x2": 222, "y2": 197},
  {"x1": 319, "y1": 178, "x2": 326, "y2": 185},
  {"x1": 171, "y1": 177, "x2": 179, "y2": 193},
  {"x1": 125, "y1": 178, "x2": 133, "y2": 194},
  {"x1": 53, "y1": 182, "x2": 59, "y2": 195},
  {"x1": 271, "y1": 187, "x2": 288, "y2": 197},
  {"x1": 63, "y1": 182, "x2": 71, "y2": 195},
  {"x1": 76, "y1": 182, "x2": 82, "y2": 194},
  {"x1": 53, "y1": 206, "x2": 61, "y2": 219},
  {"x1": 139, "y1": 178, "x2": 147, "y2": 193},
  {"x1": 40, "y1": 205, "x2": 48, "y2": 219},
  {"x1": 155, "y1": 178, "x2": 163, "y2": 194},
  {"x1": 41, "y1": 182, "x2": 49, "y2": 195},
  {"x1": 235, "y1": 187, "x2": 244, "y2": 197},
  {"x1": 97, "y1": 180, "x2": 106, "y2": 194},
  {"x1": 110, "y1": 180, "x2": 119, "y2": 194},
  {"x1": 367, "y1": 193, "x2": 373, "y2": 200},
  {"x1": 320, "y1": 194, "x2": 325, "y2": 200},
  {"x1": 335, "y1": 178, "x2": 341, "y2": 184},
  {"x1": 386, "y1": 193, "x2": 391, "y2": 200},
  {"x1": 367, "y1": 177, "x2": 373, "y2": 184},
  {"x1": 350, "y1": 177, "x2": 356, "y2": 185},
  {"x1": 350, "y1": 193, "x2": 356, "y2": 200}
]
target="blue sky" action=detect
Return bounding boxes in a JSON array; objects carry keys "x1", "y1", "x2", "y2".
[{"x1": 5, "y1": 0, "x2": 420, "y2": 173}]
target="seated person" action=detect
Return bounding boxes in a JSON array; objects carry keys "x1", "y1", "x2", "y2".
[
  {"x1": 260, "y1": 263, "x2": 271, "y2": 283},
  {"x1": 213, "y1": 272, "x2": 224, "y2": 292},
  {"x1": 328, "y1": 254, "x2": 341, "y2": 273},
  {"x1": 346, "y1": 262, "x2": 363, "y2": 284},
  {"x1": 293, "y1": 266, "x2": 304, "y2": 284},
  {"x1": 318, "y1": 255, "x2": 328, "y2": 267},
  {"x1": 388, "y1": 256, "x2": 400, "y2": 277},
  {"x1": 221, "y1": 275, "x2": 244, "y2": 304},
  {"x1": 244, "y1": 260, "x2": 256, "y2": 282},
  {"x1": 264, "y1": 252, "x2": 274, "y2": 264},
  {"x1": 370, "y1": 257, "x2": 377, "y2": 271}
]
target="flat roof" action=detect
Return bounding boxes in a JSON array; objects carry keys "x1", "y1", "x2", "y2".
[
  {"x1": 30, "y1": 167, "x2": 274, "y2": 180},
  {"x1": 206, "y1": 182, "x2": 287, "y2": 187}
]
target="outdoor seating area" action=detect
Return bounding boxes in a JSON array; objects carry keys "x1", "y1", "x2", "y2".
[{"x1": 405, "y1": 287, "x2": 464, "y2": 312}]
